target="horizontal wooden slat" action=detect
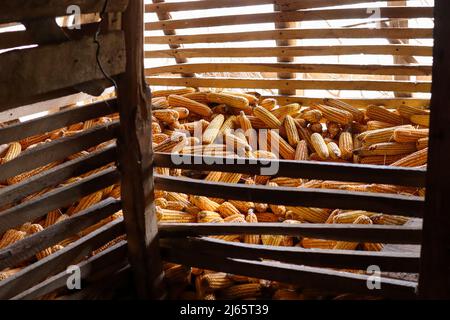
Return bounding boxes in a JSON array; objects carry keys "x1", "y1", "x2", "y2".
[
  {"x1": 146, "y1": 7, "x2": 433, "y2": 30},
  {"x1": 0, "y1": 0, "x2": 129, "y2": 24},
  {"x1": 0, "y1": 145, "x2": 117, "y2": 208},
  {"x1": 155, "y1": 175, "x2": 424, "y2": 216},
  {"x1": 0, "y1": 218, "x2": 124, "y2": 299},
  {"x1": 147, "y1": 62, "x2": 432, "y2": 77},
  {"x1": 0, "y1": 30, "x2": 35, "y2": 50},
  {"x1": 154, "y1": 153, "x2": 426, "y2": 187},
  {"x1": 12, "y1": 241, "x2": 127, "y2": 300},
  {"x1": 159, "y1": 223, "x2": 422, "y2": 244},
  {"x1": 162, "y1": 248, "x2": 418, "y2": 299},
  {"x1": 0, "y1": 32, "x2": 125, "y2": 110},
  {"x1": 0, "y1": 167, "x2": 120, "y2": 234},
  {"x1": 161, "y1": 237, "x2": 420, "y2": 272},
  {"x1": 0, "y1": 120, "x2": 118, "y2": 181},
  {"x1": 263, "y1": 95, "x2": 430, "y2": 108},
  {"x1": 147, "y1": 77, "x2": 431, "y2": 93},
  {"x1": 146, "y1": 28, "x2": 433, "y2": 44},
  {"x1": 0, "y1": 98, "x2": 117, "y2": 145},
  {"x1": 0, "y1": 198, "x2": 122, "y2": 269}
]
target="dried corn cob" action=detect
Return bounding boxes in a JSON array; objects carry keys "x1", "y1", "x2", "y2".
[
  {"x1": 359, "y1": 154, "x2": 405, "y2": 165},
  {"x1": 168, "y1": 95, "x2": 212, "y2": 118},
  {"x1": 333, "y1": 215, "x2": 372, "y2": 250},
  {"x1": 91, "y1": 235, "x2": 127, "y2": 256},
  {"x1": 7, "y1": 161, "x2": 60, "y2": 185},
  {"x1": 0, "y1": 268, "x2": 23, "y2": 281},
  {"x1": 154, "y1": 134, "x2": 186, "y2": 153},
  {"x1": 218, "y1": 202, "x2": 241, "y2": 218},
  {"x1": 355, "y1": 142, "x2": 417, "y2": 157},
  {"x1": 253, "y1": 106, "x2": 282, "y2": 129},
  {"x1": 286, "y1": 207, "x2": 330, "y2": 223},
  {"x1": 157, "y1": 208, "x2": 197, "y2": 223},
  {"x1": 391, "y1": 148, "x2": 428, "y2": 167},
  {"x1": 271, "y1": 103, "x2": 301, "y2": 121},
  {"x1": 393, "y1": 128, "x2": 428, "y2": 143},
  {"x1": 333, "y1": 211, "x2": 374, "y2": 224},
  {"x1": 43, "y1": 209, "x2": 63, "y2": 228},
  {"x1": 363, "y1": 243, "x2": 384, "y2": 251},
  {"x1": 311, "y1": 104, "x2": 353, "y2": 125},
  {"x1": 270, "y1": 177, "x2": 303, "y2": 187},
  {"x1": 302, "y1": 109, "x2": 322, "y2": 123},
  {"x1": 153, "y1": 87, "x2": 195, "y2": 98},
  {"x1": 171, "y1": 107, "x2": 189, "y2": 119},
  {"x1": 222, "y1": 91, "x2": 258, "y2": 105},
  {"x1": 366, "y1": 105, "x2": 404, "y2": 125},
  {"x1": 371, "y1": 214, "x2": 409, "y2": 225},
  {"x1": 398, "y1": 105, "x2": 428, "y2": 120},
  {"x1": 294, "y1": 140, "x2": 309, "y2": 161},
  {"x1": 260, "y1": 98, "x2": 277, "y2": 111},
  {"x1": 1, "y1": 142, "x2": 21, "y2": 164},
  {"x1": 0, "y1": 229, "x2": 26, "y2": 249},
  {"x1": 190, "y1": 196, "x2": 220, "y2": 212},
  {"x1": 366, "y1": 120, "x2": 394, "y2": 131},
  {"x1": 182, "y1": 92, "x2": 208, "y2": 104},
  {"x1": 267, "y1": 130, "x2": 295, "y2": 160},
  {"x1": 201, "y1": 272, "x2": 235, "y2": 290},
  {"x1": 224, "y1": 132, "x2": 252, "y2": 153},
  {"x1": 219, "y1": 173, "x2": 242, "y2": 184},
  {"x1": 284, "y1": 115, "x2": 300, "y2": 147},
  {"x1": 327, "y1": 142, "x2": 341, "y2": 160},
  {"x1": 310, "y1": 133, "x2": 329, "y2": 160},
  {"x1": 261, "y1": 235, "x2": 284, "y2": 246},
  {"x1": 68, "y1": 190, "x2": 103, "y2": 216},
  {"x1": 198, "y1": 211, "x2": 223, "y2": 223},
  {"x1": 416, "y1": 137, "x2": 428, "y2": 150},
  {"x1": 339, "y1": 132, "x2": 353, "y2": 160},
  {"x1": 255, "y1": 202, "x2": 269, "y2": 212},
  {"x1": 244, "y1": 212, "x2": 260, "y2": 244},
  {"x1": 301, "y1": 238, "x2": 336, "y2": 249},
  {"x1": 410, "y1": 114, "x2": 430, "y2": 127},
  {"x1": 202, "y1": 114, "x2": 225, "y2": 144},
  {"x1": 153, "y1": 109, "x2": 179, "y2": 124},
  {"x1": 323, "y1": 98, "x2": 364, "y2": 123},
  {"x1": 254, "y1": 212, "x2": 279, "y2": 222},
  {"x1": 206, "y1": 92, "x2": 250, "y2": 112}
]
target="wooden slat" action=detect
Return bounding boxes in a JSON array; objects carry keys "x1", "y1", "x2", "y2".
[
  {"x1": 161, "y1": 237, "x2": 420, "y2": 272},
  {"x1": 155, "y1": 175, "x2": 424, "y2": 216},
  {"x1": 146, "y1": 62, "x2": 432, "y2": 77},
  {"x1": 0, "y1": 218, "x2": 124, "y2": 299},
  {"x1": 0, "y1": 0, "x2": 129, "y2": 24},
  {"x1": 0, "y1": 145, "x2": 117, "y2": 208},
  {"x1": 0, "y1": 30, "x2": 35, "y2": 50},
  {"x1": 159, "y1": 223, "x2": 422, "y2": 244},
  {"x1": 0, "y1": 198, "x2": 122, "y2": 269},
  {"x1": 0, "y1": 121, "x2": 118, "y2": 181},
  {"x1": 147, "y1": 77, "x2": 431, "y2": 93},
  {"x1": 146, "y1": 7, "x2": 433, "y2": 30},
  {"x1": 162, "y1": 248, "x2": 418, "y2": 299},
  {"x1": 154, "y1": 153, "x2": 426, "y2": 187},
  {"x1": 12, "y1": 241, "x2": 128, "y2": 300},
  {"x1": 0, "y1": 98, "x2": 117, "y2": 145},
  {"x1": 0, "y1": 167, "x2": 119, "y2": 234},
  {"x1": 146, "y1": 28, "x2": 433, "y2": 44},
  {"x1": 0, "y1": 32, "x2": 125, "y2": 110}
]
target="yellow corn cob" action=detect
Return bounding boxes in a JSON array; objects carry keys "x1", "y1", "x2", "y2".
[
  {"x1": 171, "y1": 107, "x2": 189, "y2": 119},
  {"x1": 294, "y1": 140, "x2": 309, "y2": 161},
  {"x1": 184, "y1": 205, "x2": 201, "y2": 215},
  {"x1": 243, "y1": 212, "x2": 260, "y2": 244},
  {"x1": 267, "y1": 130, "x2": 295, "y2": 160},
  {"x1": 0, "y1": 268, "x2": 23, "y2": 281},
  {"x1": 91, "y1": 235, "x2": 127, "y2": 256},
  {"x1": 359, "y1": 154, "x2": 405, "y2": 165},
  {"x1": 157, "y1": 208, "x2": 197, "y2": 223},
  {"x1": 270, "y1": 177, "x2": 303, "y2": 187},
  {"x1": 153, "y1": 109, "x2": 179, "y2": 124},
  {"x1": 323, "y1": 98, "x2": 364, "y2": 123},
  {"x1": 310, "y1": 133, "x2": 329, "y2": 160},
  {"x1": 301, "y1": 238, "x2": 336, "y2": 249},
  {"x1": 253, "y1": 106, "x2": 282, "y2": 129},
  {"x1": 333, "y1": 215, "x2": 372, "y2": 250},
  {"x1": 166, "y1": 192, "x2": 191, "y2": 207},
  {"x1": 152, "y1": 96, "x2": 169, "y2": 109},
  {"x1": 238, "y1": 111, "x2": 252, "y2": 132},
  {"x1": 154, "y1": 134, "x2": 186, "y2": 153},
  {"x1": 286, "y1": 207, "x2": 330, "y2": 223},
  {"x1": 416, "y1": 137, "x2": 428, "y2": 150},
  {"x1": 155, "y1": 198, "x2": 168, "y2": 208},
  {"x1": 201, "y1": 272, "x2": 235, "y2": 290},
  {"x1": 271, "y1": 103, "x2": 301, "y2": 121},
  {"x1": 325, "y1": 209, "x2": 341, "y2": 223},
  {"x1": 302, "y1": 109, "x2": 322, "y2": 123},
  {"x1": 253, "y1": 212, "x2": 279, "y2": 222},
  {"x1": 202, "y1": 114, "x2": 225, "y2": 144},
  {"x1": 218, "y1": 202, "x2": 241, "y2": 218},
  {"x1": 247, "y1": 116, "x2": 269, "y2": 129},
  {"x1": 219, "y1": 283, "x2": 262, "y2": 300},
  {"x1": 218, "y1": 115, "x2": 237, "y2": 136},
  {"x1": 166, "y1": 201, "x2": 186, "y2": 211},
  {"x1": 153, "y1": 133, "x2": 169, "y2": 144},
  {"x1": 223, "y1": 213, "x2": 246, "y2": 223},
  {"x1": 398, "y1": 105, "x2": 429, "y2": 120},
  {"x1": 182, "y1": 92, "x2": 208, "y2": 104},
  {"x1": 227, "y1": 200, "x2": 254, "y2": 214},
  {"x1": 190, "y1": 196, "x2": 220, "y2": 212},
  {"x1": 152, "y1": 122, "x2": 162, "y2": 134},
  {"x1": 1, "y1": 142, "x2": 21, "y2": 164},
  {"x1": 168, "y1": 95, "x2": 212, "y2": 118},
  {"x1": 321, "y1": 181, "x2": 359, "y2": 189},
  {"x1": 366, "y1": 105, "x2": 405, "y2": 125},
  {"x1": 36, "y1": 246, "x2": 54, "y2": 260},
  {"x1": 224, "y1": 133, "x2": 252, "y2": 153},
  {"x1": 153, "y1": 87, "x2": 196, "y2": 98},
  {"x1": 58, "y1": 234, "x2": 79, "y2": 247},
  {"x1": 410, "y1": 114, "x2": 430, "y2": 127},
  {"x1": 358, "y1": 125, "x2": 411, "y2": 146},
  {"x1": 284, "y1": 115, "x2": 300, "y2": 147},
  {"x1": 210, "y1": 234, "x2": 241, "y2": 242},
  {"x1": 198, "y1": 211, "x2": 224, "y2": 223},
  {"x1": 7, "y1": 161, "x2": 60, "y2": 185},
  {"x1": 363, "y1": 243, "x2": 384, "y2": 251},
  {"x1": 238, "y1": 112, "x2": 258, "y2": 149},
  {"x1": 390, "y1": 148, "x2": 428, "y2": 167},
  {"x1": 19, "y1": 222, "x2": 33, "y2": 233},
  {"x1": 355, "y1": 142, "x2": 417, "y2": 157},
  {"x1": 0, "y1": 229, "x2": 27, "y2": 249},
  {"x1": 327, "y1": 142, "x2": 341, "y2": 160},
  {"x1": 333, "y1": 211, "x2": 374, "y2": 224},
  {"x1": 205, "y1": 171, "x2": 222, "y2": 182},
  {"x1": 371, "y1": 214, "x2": 409, "y2": 225},
  {"x1": 338, "y1": 132, "x2": 353, "y2": 160},
  {"x1": 206, "y1": 92, "x2": 250, "y2": 112},
  {"x1": 20, "y1": 133, "x2": 51, "y2": 149},
  {"x1": 181, "y1": 119, "x2": 209, "y2": 135},
  {"x1": 43, "y1": 209, "x2": 63, "y2": 228},
  {"x1": 219, "y1": 172, "x2": 242, "y2": 184},
  {"x1": 68, "y1": 190, "x2": 103, "y2": 216},
  {"x1": 255, "y1": 202, "x2": 269, "y2": 212},
  {"x1": 393, "y1": 128, "x2": 428, "y2": 143},
  {"x1": 300, "y1": 180, "x2": 323, "y2": 188},
  {"x1": 222, "y1": 91, "x2": 258, "y2": 105},
  {"x1": 311, "y1": 104, "x2": 353, "y2": 125},
  {"x1": 260, "y1": 98, "x2": 277, "y2": 111},
  {"x1": 261, "y1": 235, "x2": 284, "y2": 246},
  {"x1": 253, "y1": 150, "x2": 278, "y2": 159},
  {"x1": 366, "y1": 120, "x2": 395, "y2": 131}
]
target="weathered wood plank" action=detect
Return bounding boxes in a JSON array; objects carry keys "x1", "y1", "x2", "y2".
[{"x1": 0, "y1": 32, "x2": 125, "y2": 110}]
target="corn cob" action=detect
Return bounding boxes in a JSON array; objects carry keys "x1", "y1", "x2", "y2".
[
  {"x1": 157, "y1": 208, "x2": 197, "y2": 223},
  {"x1": 410, "y1": 114, "x2": 430, "y2": 127},
  {"x1": 190, "y1": 196, "x2": 220, "y2": 212},
  {"x1": 300, "y1": 180, "x2": 323, "y2": 188},
  {"x1": 301, "y1": 238, "x2": 336, "y2": 249},
  {"x1": 333, "y1": 215, "x2": 372, "y2": 250},
  {"x1": 1, "y1": 142, "x2": 21, "y2": 164},
  {"x1": 363, "y1": 243, "x2": 384, "y2": 251},
  {"x1": 261, "y1": 235, "x2": 284, "y2": 246},
  {"x1": 286, "y1": 207, "x2": 330, "y2": 223},
  {"x1": 238, "y1": 112, "x2": 258, "y2": 149},
  {"x1": 91, "y1": 235, "x2": 127, "y2": 256},
  {"x1": 271, "y1": 103, "x2": 301, "y2": 121},
  {"x1": 202, "y1": 114, "x2": 225, "y2": 144},
  {"x1": 398, "y1": 105, "x2": 429, "y2": 120},
  {"x1": 311, "y1": 104, "x2": 353, "y2": 125},
  {"x1": 358, "y1": 125, "x2": 412, "y2": 146},
  {"x1": 371, "y1": 214, "x2": 409, "y2": 225},
  {"x1": 219, "y1": 283, "x2": 262, "y2": 300},
  {"x1": 219, "y1": 172, "x2": 242, "y2": 184},
  {"x1": 182, "y1": 92, "x2": 208, "y2": 104},
  {"x1": 201, "y1": 272, "x2": 235, "y2": 290},
  {"x1": 36, "y1": 246, "x2": 54, "y2": 260},
  {"x1": 223, "y1": 213, "x2": 246, "y2": 223},
  {"x1": 155, "y1": 198, "x2": 168, "y2": 208},
  {"x1": 416, "y1": 137, "x2": 428, "y2": 150},
  {"x1": 224, "y1": 132, "x2": 252, "y2": 153},
  {"x1": 267, "y1": 130, "x2": 295, "y2": 160},
  {"x1": 355, "y1": 142, "x2": 417, "y2": 157},
  {"x1": 68, "y1": 190, "x2": 103, "y2": 216},
  {"x1": 152, "y1": 122, "x2": 162, "y2": 135},
  {"x1": 253, "y1": 150, "x2": 278, "y2": 160},
  {"x1": 323, "y1": 98, "x2": 364, "y2": 123},
  {"x1": 43, "y1": 209, "x2": 63, "y2": 228},
  {"x1": 218, "y1": 202, "x2": 241, "y2": 218},
  {"x1": 359, "y1": 154, "x2": 405, "y2": 165},
  {"x1": 168, "y1": 95, "x2": 212, "y2": 118},
  {"x1": 253, "y1": 106, "x2": 282, "y2": 129},
  {"x1": 393, "y1": 128, "x2": 428, "y2": 143},
  {"x1": 247, "y1": 116, "x2": 270, "y2": 129},
  {"x1": 198, "y1": 211, "x2": 224, "y2": 223},
  {"x1": 20, "y1": 133, "x2": 51, "y2": 149},
  {"x1": 333, "y1": 211, "x2": 374, "y2": 224},
  {"x1": 243, "y1": 212, "x2": 260, "y2": 244},
  {"x1": 222, "y1": 91, "x2": 258, "y2": 105},
  {"x1": 390, "y1": 148, "x2": 428, "y2": 167},
  {"x1": 294, "y1": 140, "x2": 309, "y2": 161},
  {"x1": 366, "y1": 105, "x2": 405, "y2": 125},
  {"x1": 0, "y1": 229, "x2": 27, "y2": 248},
  {"x1": 170, "y1": 107, "x2": 189, "y2": 119},
  {"x1": 338, "y1": 131, "x2": 353, "y2": 160},
  {"x1": 166, "y1": 201, "x2": 186, "y2": 211},
  {"x1": 254, "y1": 212, "x2": 279, "y2": 222},
  {"x1": 206, "y1": 92, "x2": 250, "y2": 112},
  {"x1": 284, "y1": 115, "x2": 300, "y2": 147},
  {"x1": 0, "y1": 268, "x2": 23, "y2": 281},
  {"x1": 366, "y1": 120, "x2": 395, "y2": 131},
  {"x1": 302, "y1": 109, "x2": 322, "y2": 123},
  {"x1": 153, "y1": 87, "x2": 196, "y2": 98},
  {"x1": 260, "y1": 98, "x2": 277, "y2": 111},
  {"x1": 181, "y1": 119, "x2": 209, "y2": 135},
  {"x1": 58, "y1": 234, "x2": 79, "y2": 247},
  {"x1": 153, "y1": 109, "x2": 179, "y2": 124},
  {"x1": 7, "y1": 161, "x2": 60, "y2": 185},
  {"x1": 218, "y1": 115, "x2": 236, "y2": 137},
  {"x1": 152, "y1": 96, "x2": 169, "y2": 109},
  {"x1": 310, "y1": 133, "x2": 329, "y2": 160},
  {"x1": 166, "y1": 192, "x2": 191, "y2": 207},
  {"x1": 255, "y1": 202, "x2": 269, "y2": 212},
  {"x1": 154, "y1": 134, "x2": 186, "y2": 153},
  {"x1": 270, "y1": 177, "x2": 303, "y2": 187},
  {"x1": 327, "y1": 142, "x2": 341, "y2": 160}
]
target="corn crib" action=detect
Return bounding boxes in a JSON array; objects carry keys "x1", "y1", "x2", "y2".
[{"x1": 0, "y1": 0, "x2": 449, "y2": 300}]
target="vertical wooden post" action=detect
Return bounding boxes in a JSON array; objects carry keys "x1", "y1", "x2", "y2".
[
  {"x1": 116, "y1": 0, "x2": 165, "y2": 299},
  {"x1": 418, "y1": 0, "x2": 450, "y2": 299},
  {"x1": 274, "y1": 2, "x2": 297, "y2": 96}
]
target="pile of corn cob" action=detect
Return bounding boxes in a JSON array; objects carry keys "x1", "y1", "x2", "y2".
[
  {"x1": 150, "y1": 87, "x2": 428, "y2": 299},
  {"x1": 0, "y1": 112, "x2": 125, "y2": 293}
]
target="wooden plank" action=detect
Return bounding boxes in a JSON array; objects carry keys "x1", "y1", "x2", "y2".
[
  {"x1": 162, "y1": 248, "x2": 418, "y2": 299},
  {"x1": 418, "y1": 0, "x2": 450, "y2": 299},
  {"x1": 159, "y1": 223, "x2": 422, "y2": 244},
  {"x1": 0, "y1": 30, "x2": 35, "y2": 50},
  {"x1": 0, "y1": 121, "x2": 118, "y2": 181},
  {"x1": 147, "y1": 77, "x2": 432, "y2": 93},
  {"x1": 154, "y1": 153, "x2": 426, "y2": 187},
  {"x1": 0, "y1": 218, "x2": 124, "y2": 299},
  {"x1": 155, "y1": 175, "x2": 424, "y2": 216},
  {"x1": 0, "y1": 167, "x2": 119, "y2": 234},
  {"x1": 146, "y1": 62, "x2": 432, "y2": 77},
  {"x1": 11, "y1": 241, "x2": 127, "y2": 300},
  {"x1": 0, "y1": 32, "x2": 125, "y2": 110},
  {"x1": 0, "y1": 98, "x2": 117, "y2": 145},
  {"x1": 0, "y1": 145, "x2": 116, "y2": 208},
  {"x1": 161, "y1": 237, "x2": 420, "y2": 272},
  {"x1": 0, "y1": 0, "x2": 129, "y2": 24},
  {"x1": 146, "y1": 28, "x2": 433, "y2": 44},
  {"x1": 116, "y1": 0, "x2": 165, "y2": 300},
  {"x1": 0, "y1": 198, "x2": 121, "y2": 269},
  {"x1": 146, "y1": 7, "x2": 433, "y2": 30}
]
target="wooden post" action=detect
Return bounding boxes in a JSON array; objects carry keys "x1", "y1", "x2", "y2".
[
  {"x1": 418, "y1": 0, "x2": 450, "y2": 299},
  {"x1": 274, "y1": 2, "x2": 297, "y2": 96},
  {"x1": 116, "y1": 0, "x2": 165, "y2": 299}
]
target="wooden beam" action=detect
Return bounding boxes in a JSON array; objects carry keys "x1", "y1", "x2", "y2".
[
  {"x1": 419, "y1": 0, "x2": 450, "y2": 299},
  {"x1": 116, "y1": 0, "x2": 165, "y2": 300}
]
